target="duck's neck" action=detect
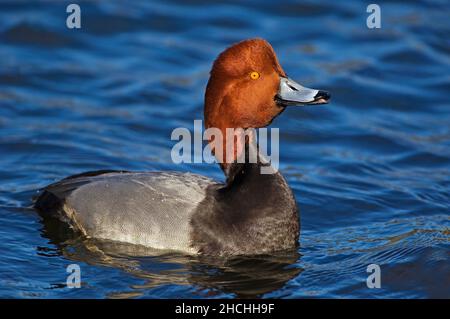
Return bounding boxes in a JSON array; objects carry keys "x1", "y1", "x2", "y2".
[
  {"x1": 218, "y1": 144, "x2": 296, "y2": 217},
  {"x1": 222, "y1": 141, "x2": 275, "y2": 186},
  {"x1": 219, "y1": 160, "x2": 289, "y2": 207}
]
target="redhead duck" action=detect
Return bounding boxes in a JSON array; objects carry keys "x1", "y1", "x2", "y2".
[{"x1": 34, "y1": 38, "x2": 330, "y2": 256}]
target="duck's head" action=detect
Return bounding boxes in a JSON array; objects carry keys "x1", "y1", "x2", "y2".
[{"x1": 204, "y1": 38, "x2": 330, "y2": 176}]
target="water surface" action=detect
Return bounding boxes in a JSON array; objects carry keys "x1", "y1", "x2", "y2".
[{"x1": 0, "y1": 0, "x2": 449, "y2": 298}]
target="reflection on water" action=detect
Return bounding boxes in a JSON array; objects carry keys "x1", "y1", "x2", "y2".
[
  {"x1": 41, "y1": 217, "x2": 301, "y2": 298},
  {"x1": 0, "y1": 0, "x2": 449, "y2": 298}
]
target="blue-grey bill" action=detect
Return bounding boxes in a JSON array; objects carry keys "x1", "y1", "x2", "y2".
[{"x1": 276, "y1": 77, "x2": 330, "y2": 106}]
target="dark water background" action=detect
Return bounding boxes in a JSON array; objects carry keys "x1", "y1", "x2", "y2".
[{"x1": 0, "y1": 0, "x2": 449, "y2": 298}]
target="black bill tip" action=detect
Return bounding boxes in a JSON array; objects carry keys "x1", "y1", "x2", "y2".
[
  {"x1": 308, "y1": 90, "x2": 330, "y2": 105},
  {"x1": 314, "y1": 90, "x2": 330, "y2": 102}
]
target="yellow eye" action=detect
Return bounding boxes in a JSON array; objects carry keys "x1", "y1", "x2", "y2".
[{"x1": 250, "y1": 71, "x2": 260, "y2": 80}]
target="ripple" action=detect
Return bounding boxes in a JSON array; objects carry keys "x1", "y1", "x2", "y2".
[
  {"x1": 1, "y1": 23, "x2": 80, "y2": 48},
  {"x1": 0, "y1": 0, "x2": 449, "y2": 299}
]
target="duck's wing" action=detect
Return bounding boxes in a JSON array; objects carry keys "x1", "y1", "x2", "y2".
[
  {"x1": 34, "y1": 171, "x2": 216, "y2": 253},
  {"x1": 34, "y1": 170, "x2": 127, "y2": 213}
]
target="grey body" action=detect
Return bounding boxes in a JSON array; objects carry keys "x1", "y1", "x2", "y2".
[{"x1": 35, "y1": 162, "x2": 299, "y2": 256}]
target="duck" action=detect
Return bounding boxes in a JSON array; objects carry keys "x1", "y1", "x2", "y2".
[{"x1": 34, "y1": 38, "x2": 330, "y2": 256}]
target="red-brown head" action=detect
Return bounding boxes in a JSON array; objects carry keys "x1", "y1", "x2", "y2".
[{"x1": 204, "y1": 38, "x2": 329, "y2": 175}]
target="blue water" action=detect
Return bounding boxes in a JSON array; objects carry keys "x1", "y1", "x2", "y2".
[{"x1": 0, "y1": 0, "x2": 449, "y2": 298}]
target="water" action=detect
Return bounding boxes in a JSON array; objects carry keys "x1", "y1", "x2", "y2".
[{"x1": 0, "y1": 0, "x2": 449, "y2": 298}]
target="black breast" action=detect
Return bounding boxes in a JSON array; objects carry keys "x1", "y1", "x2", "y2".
[{"x1": 190, "y1": 162, "x2": 299, "y2": 256}]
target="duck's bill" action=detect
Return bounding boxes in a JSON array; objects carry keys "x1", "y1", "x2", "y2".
[{"x1": 275, "y1": 77, "x2": 330, "y2": 106}]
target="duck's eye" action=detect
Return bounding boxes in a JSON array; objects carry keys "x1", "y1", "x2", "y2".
[{"x1": 250, "y1": 71, "x2": 260, "y2": 80}]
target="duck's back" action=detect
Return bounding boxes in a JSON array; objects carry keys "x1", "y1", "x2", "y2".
[{"x1": 35, "y1": 171, "x2": 215, "y2": 253}]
